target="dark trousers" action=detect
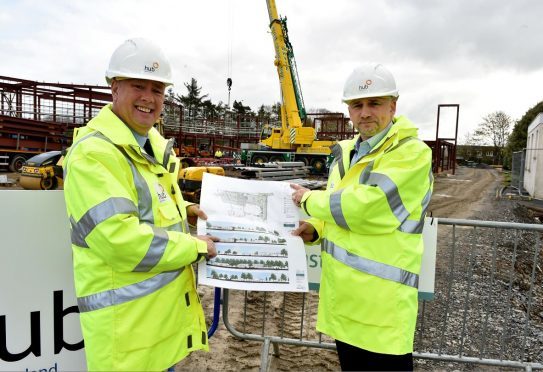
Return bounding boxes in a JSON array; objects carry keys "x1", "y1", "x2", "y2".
[{"x1": 335, "y1": 340, "x2": 413, "y2": 371}]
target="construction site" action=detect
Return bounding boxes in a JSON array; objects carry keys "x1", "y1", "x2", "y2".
[
  {"x1": 1, "y1": 71, "x2": 542, "y2": 371},
  {"x1": 1, "y1": 0, "x2": 542, "y2": 371},
  {"x1": 0, "y1": 74, "x2": 458, "y2": 184}
]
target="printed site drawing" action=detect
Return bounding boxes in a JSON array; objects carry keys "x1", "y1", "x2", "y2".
[{"x1": 197, "y1": 173, "x2": 308, "y2": 292}]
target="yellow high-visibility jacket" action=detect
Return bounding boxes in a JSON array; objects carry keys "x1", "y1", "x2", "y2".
[
  {"x1": 63, "y1": 104, "x2": 209, "y2": 371},
  {"x1": 301, "y1": 116, "x2": 433, "y2": 355}
]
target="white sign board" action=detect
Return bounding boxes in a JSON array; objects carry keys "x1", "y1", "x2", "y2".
[
  {"x1": 418, "y1": 217, "x2": 438, "y2": 300},
  {"x1": 305, "y1": 217, "x2": 438, "y2": 300},
  {"x1": 0, "y1": 191, "x2": 86, "y2": 371}
]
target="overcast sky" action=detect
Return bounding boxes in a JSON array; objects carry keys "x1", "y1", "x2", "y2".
[{"x1": 2, "y1": 0, "x2": 542, "y2": 142}]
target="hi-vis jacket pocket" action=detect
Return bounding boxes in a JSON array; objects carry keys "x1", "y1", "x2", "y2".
[{"x1": 158, "y1": 202, "x2": 181, "y2": 225}]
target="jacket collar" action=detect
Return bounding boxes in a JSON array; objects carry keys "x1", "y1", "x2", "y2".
[
  {"x1": 349, "y1": 115, "x2": 418, "y2": 153},
  {"x1": 87, "y1": 104, "x2": 139, "y2": 147},
  {"x1": 87, "y1": 104, "x2": 165, "y2": 149},
  {"x1": 84, "y1": 104, "x2": 171, "y2": 170}
]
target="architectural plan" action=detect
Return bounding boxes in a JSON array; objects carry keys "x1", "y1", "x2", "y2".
[{"x1": 197, "y1": 173, "x2": 308, "y2": 292}]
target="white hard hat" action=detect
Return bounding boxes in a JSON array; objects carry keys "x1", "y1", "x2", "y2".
[
  {"x1": 105, "y1": 38, "x2": 173, "y2": 86},
  {"x1": 342, "y1": 63, "x2": 398, "y2": 103}
]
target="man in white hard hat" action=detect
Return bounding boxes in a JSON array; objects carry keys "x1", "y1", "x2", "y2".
[
  {"x1": 291, "y1": 63, "x2": 433, "y2": 371},
  {"x1": 62, "y1": 38, "x2": 218, "y2": 371}
]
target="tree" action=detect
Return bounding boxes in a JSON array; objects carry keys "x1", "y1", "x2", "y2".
[
  {"x1": 232, "y1": 100, "x2": 252, "y2": 115},
  {"x1": 271, "y1": 102, "x2": 281, "y2": 118},
  {"x1": 164, "y1": 87, "x2": 180, "y2": 124},
  {"x1": 201, "y1": 99, "x2": 227, "y2": 119},
  {"x1": 505, "y1": 100, "x2": 543, "y2": 168},
  {"x1": 256, "y1": 103, "x2": 281, "y2": 122},
  {"x1": 472, "y1": 111, "x2": 513, "y2": 164},
  {"x1": 201, "y1": 99, "x2": 217, "y2": 119},
  {"x1": 313, "y1": 107, "x2": 332, "y2": 114},
  {"x1": 460, "y1": 131, "x2": 482, "y2": 146},
  {"x1": 177, "y1": 78, "x2": 208, "y2": 117},
  {"x1": 257, "y1": 104, "x2": 271, "y2": 122}
]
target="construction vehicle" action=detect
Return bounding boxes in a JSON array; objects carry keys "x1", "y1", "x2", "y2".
[
  {"x1": 178, "y1": 166, "x2": 225, "y2": 203},
  {"x1": 19, "y1": 150, "x2": 64, "y2": 190},
  {"x1": 242, "y1": 0, "x2": 335, "y2": 173}
]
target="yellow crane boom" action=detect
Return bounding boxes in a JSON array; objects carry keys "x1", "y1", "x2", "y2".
[
  {"x1": 261, "y1": 0, "x2": 318, "y2": 149},
  {"x1": 243, "y1": 0, "x2": 335, "y2": 173}
]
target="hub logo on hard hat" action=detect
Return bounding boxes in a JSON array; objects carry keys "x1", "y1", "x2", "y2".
[
  {"x1": 145, "y1": 62, "x2": 160, "y2": 73},
  {"x1": 359, "y1": 79, "x2": 372, "y2": 91}
]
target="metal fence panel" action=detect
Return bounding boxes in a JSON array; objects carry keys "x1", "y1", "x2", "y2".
[{"x1": 220, "y1": 218, "x2": 543, "y2": 371}]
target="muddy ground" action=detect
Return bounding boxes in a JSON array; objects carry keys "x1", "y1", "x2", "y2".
[{"x1": 2, "y1": 166, "x2": 540, "y2": 371}]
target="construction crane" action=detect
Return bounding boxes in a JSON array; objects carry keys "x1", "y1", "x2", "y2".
[{"x1": 242, "y1": 0, "x2": 334, "y2": 173}]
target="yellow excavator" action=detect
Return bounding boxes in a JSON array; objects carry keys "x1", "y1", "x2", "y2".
[{"x1": 243, "y1": 0, "x2": 335, "y2": 173}]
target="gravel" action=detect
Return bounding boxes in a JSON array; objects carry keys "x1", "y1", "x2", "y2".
[{"x1": 414, "y1": 197, "x2": 543, "y2": 371}]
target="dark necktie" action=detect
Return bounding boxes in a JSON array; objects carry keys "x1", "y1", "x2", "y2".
[{"x1": 143, "y1": 139, "x2": 154, "y2": 158}]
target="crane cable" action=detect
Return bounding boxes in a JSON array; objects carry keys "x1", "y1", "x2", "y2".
[{"x1": 226, "y1": 0, "x2": 233, "y2": 108}]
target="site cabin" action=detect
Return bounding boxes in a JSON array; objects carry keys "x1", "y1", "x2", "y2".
[{"x1": 524, "y1": 112, "x2": 543, "y2": 199}]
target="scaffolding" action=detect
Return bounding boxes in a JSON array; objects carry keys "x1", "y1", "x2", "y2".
[
  {"x1": 0, "y1": 76, "x2": 352, "y2": 161},
  {"x1": 0, "y1": 76, "x2": 111, "y2": 154}
]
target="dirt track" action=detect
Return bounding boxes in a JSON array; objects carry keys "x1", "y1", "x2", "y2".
[{"x1": 428, "y1": 166, "x2": 502, "y2": 219}]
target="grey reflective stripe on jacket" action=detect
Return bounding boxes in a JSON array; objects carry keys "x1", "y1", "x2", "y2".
[
  {"x1": 77, "y1": 269, "x2": 184, "y2": 312},
  {"x1": 330, "y1": 189, "x2": 348, "y2": 229},
  {"x1": 330, "y1": 144, "x2": 345, "y2": 179},
  {"x1": 133, "y1": 225, "x2": 169, "y2": 272},
  {"x1": 358, "y1": 161, "x2": 374, "y2": 185},
  {"x1": 383, "y1": 136, "x2": 416, "y2": 154},
  {"x1": 68, "y1": 131, "x2": 156, "y2": 224},
  {"x1": 367, "y1": 172, "x2": 411, "y2": 224},
  {"x1": 68, "y1": 132, "x2": 157, "y2": 249},
  {"x1": 328, "y1": 171, "x2": 412, "y2": 231},
  {"x1": 168, "y1": 222, "x2": 184, "y2": 232},
  {"x1": 121, "y1": 149, "x2": 154, "y2": 224},
  {"x1": 329, "y1": 137, "x2": 431, "y2": 234},
  {"x1": 67, "y1": 131, "x2": 189, "y2": 310},
  {"x1": 322, "y1": 239, "x2": 419, "y2": 288},
  {"x1": 70, "y1": 197, "x2": 138, "y2": 248},
  {"x1": 163, "y1": 138, "x2": 174, "y2": 170},
  {"x1": 63, "y1": 131, "x2": 104, "y2": 179},
  {"x1": 398, "y1": 168, "x2": 433, "y2": 234}
]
